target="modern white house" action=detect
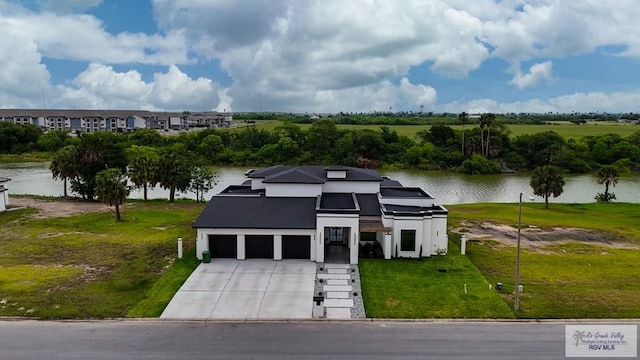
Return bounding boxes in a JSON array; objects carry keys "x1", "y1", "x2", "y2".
[
  {"x1": 0, "y1": 177, "x2": 10, "y2": 212},
  {"x1": 192, "y1": 165, "x2": 448, "y2": 264}
]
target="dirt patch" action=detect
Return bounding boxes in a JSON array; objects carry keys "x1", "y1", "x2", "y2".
[
  {"x1": 9, "y1": 197, "x2": 114, "y2": 219},
  {"x1": 457, "y1": 221, "x2": 638, "y2": 251}
]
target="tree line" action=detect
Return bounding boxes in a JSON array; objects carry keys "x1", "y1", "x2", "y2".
[
  {"x1": 48, "y1": 131, "x2": 217, "y2": 209},
  {"x1": 3, "y1": 117, "x2": 640, "y2": 175}
]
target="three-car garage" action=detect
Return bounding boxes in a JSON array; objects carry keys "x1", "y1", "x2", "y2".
[{"x1": 207, "y1": 234, "x2": 312, "y2": 260}]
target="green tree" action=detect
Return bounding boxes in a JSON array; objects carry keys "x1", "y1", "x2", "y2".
[
  {"x1": 199, "y1": 133, "x2": 224, "y2": 160},
  {"x1": 189, "y1": 166, "x2": 217, "y2": 203},
  {"x1": 352, "y1": 129, "x2": 386, "y2": 161},
  {"x1": 420, "y1": 125, "x2": 455, "y2": 148},
  {"x1": 594, "y1": 165, "x2": 619, "y2": 202},
  {"x1": 126, "y1": 145, "x2": 159, "y2": 201},
  {"x1": 50, "y1": 145, "x2": 79, "y2": 198},
  {"x1": 0, "y1": 122, "x2": 42, "y2": 153},
  {"x1": 128, "y1": 129, "x2": 165, "y2": 147},
  {"x1": 306, "y1": 119, "x2": 339, "y2": 159},
  {"x1": 71, "y1": 132, "x2": 127, "y2": 200},
  {"x1": 530, "y1": 165, "x2": 566, "y2": 209},
  {"x1": 95, "y1": 168, "x2": 130, "y2": 222},
  {"x1": 458, "y1": 112, "x2": 469, "y2": 155},
  {"x1": 379, "y1": 126, "x2": 399, "y2": 144},
  {"x1": 513, "y1": 131, "x2": 565, "y2": 168},
  {"x1": 479, "y1": 113, "x2": 495, "y2": 157},
  {"x1": 156, "y1": 145, "x2": 194, "y2": 203},
  {"x1": 37, "y1": 130, "x2": 70, "y2": 152}
]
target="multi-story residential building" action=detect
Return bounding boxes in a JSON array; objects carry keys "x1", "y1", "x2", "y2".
[{"x1": 0, "y1": 109, "x2": 233, "y2": 133}]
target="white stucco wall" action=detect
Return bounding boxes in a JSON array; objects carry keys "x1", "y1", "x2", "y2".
[
  {"x1": 422, "y1": 215, "x2": 433, "y2": 257},
  {"x1": 326, "y1": 170, "x2": 347, "y2": 179},
  {"x1": 431, "y1": 215, "x2": 448, "y2": 255},
  {"x1": 195, "y1": 228, "x2": 315, "y2": 260},
  {"x1": 322, "y1": 181, "x2": 379, "y2": 194},
  {"x1": 265, "y1": 183, "x2": 322, "y2": 197},
  {"x1": 391, "y1": 217, "x2": 424, "y2": 258},
  {"x1": 251, "y1": 178, "x2": 266, "y2": 190},
  {"x1": 0, "y1": 189, "x2": 7, "y2": 212}
]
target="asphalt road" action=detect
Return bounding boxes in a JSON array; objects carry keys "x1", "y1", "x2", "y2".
[{"x1": 0, "y1": 320, "x2": 630, "y2": 359}]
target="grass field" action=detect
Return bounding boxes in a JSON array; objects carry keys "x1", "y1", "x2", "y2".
[
  {"x1": 448, "y1": 203, "x2": 640, "y2": 319},
  {"x1": 0, "y1": 199, "x2": 203, "y2": 318},
  {"x1": 248, "y1": 120, "x2": 639, "y2": 139}
]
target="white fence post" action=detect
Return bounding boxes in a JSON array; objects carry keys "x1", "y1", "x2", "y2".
[{"x1": 460, "y1": 234, "x2": 467, "y2": 255}]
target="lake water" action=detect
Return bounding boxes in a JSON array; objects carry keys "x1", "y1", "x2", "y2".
[{"x1": 1, "y1": 162, "x2": 639, "y2": 205}]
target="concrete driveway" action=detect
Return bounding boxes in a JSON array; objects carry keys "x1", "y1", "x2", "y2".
[{"x1": 160, "y1": 259, "x2": 316, "y2": 320}]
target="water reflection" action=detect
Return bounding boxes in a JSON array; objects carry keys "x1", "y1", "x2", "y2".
[{"x1": 1, "y1": 162, "x2": 639, "y2": 205}]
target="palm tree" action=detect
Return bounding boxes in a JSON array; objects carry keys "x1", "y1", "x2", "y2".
[
  {"x1": 530, "y1": 165, "x2": 566, "y2": 209},
  {"x1": 50, "y1": 145, "x2": 79, "y2": 198},
  {"x1": 458, "y1": 112, "x2": 469, "y2": 155},
  {"x1": 95, "y1": 168, "x2": 130, "y2": 222},
  {"x1": 479, "y1": 113, "x2": 495, "y2": 157},
  {"x1": 126, "y1": 145, "x2": 159, "y2": 201},
  {"x1": 595, "y1": 165, "x2": 619, "y2": 202}
]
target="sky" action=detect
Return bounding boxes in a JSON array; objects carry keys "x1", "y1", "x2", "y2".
[{"x1": 1, "y1": 0, "x2": 640, "y2": 114}]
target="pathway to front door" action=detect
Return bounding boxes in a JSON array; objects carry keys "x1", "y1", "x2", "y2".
[{"x1": 315, "y1": 263, "x2": 366, "y2": 319}]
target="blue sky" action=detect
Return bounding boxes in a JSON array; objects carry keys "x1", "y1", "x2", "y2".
[{"x1": 1, "y1": 0, "x2": 640, "y2": 113}]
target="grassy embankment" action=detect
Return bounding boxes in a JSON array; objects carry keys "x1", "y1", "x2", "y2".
[
  {"x1": 361, "y1": 202, "x2": 640, "y2": 319},
  {"x1": 249, "y1": 120, "x2": 638, "y2": 139},
  {"x1": 0, "y1": 199, "x2": 202, "y2": 318}
]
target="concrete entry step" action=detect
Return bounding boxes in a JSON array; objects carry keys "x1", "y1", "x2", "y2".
[
  {"x1": 326, "y1": 307, "x2": 351, "y2": 319},
  {"x1": 326, "y1": 291, "x2": 350, "y2": 299}
]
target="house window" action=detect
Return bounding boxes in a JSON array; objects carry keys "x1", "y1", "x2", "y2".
[{"x1": 400, "y1": 230, "x2": 416, "y2": 252}]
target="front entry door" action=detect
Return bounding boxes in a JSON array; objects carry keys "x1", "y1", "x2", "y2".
[{"x1": 328, "y1": 227, "x2": 345, "y2": 245}]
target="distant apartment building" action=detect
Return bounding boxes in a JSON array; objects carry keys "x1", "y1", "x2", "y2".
[{"x1": 0, "y1": 109, "x2": 233, "y2": 133}]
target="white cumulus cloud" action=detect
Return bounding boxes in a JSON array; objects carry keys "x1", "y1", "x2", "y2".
[
  {"x1": 510, "y1": 61, "x2": 554, "y2": 89},
  {"x1": 53, "y1": 63, "x2": 223, "y2": 111}
]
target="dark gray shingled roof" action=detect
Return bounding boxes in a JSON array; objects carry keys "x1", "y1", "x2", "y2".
[
  {"x1": 263, "y1": 167, "x2": 325, "y2": 184},
  {"x1": 355, "y1": 194, "x2": 381, "y2": 216},
  {"x1": 381, "y1": 178, "x2": 402, "y2": 187},
  {"x1": 248, "y1": 165, "x2": 383, "y2": 183},
  {"x1": 193, "y1": 196, "x2": 317, "y2": 229},
  {"x1": 382, "y1": 204, "x2": 448, "y2": 216},
  {"x1": 320, "y1": 193, "x2": 355, "y2": 209},
  {"x1": 380, "y1": 187, "x2": 433, "y2": 199}
]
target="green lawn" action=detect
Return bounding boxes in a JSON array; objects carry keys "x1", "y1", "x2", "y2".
[
  {"x1": 448, "y1": 203, "x2": 640, "y2": 319},
  {"x1": 0, "y1": 199, "x2": 203, "y2": 318},
  {"x1": 466, "y1": 240, "x2": 640, "y2": 318},
  {"x1": 359, "y1": 245, "x2": 514, "y2": 319}
]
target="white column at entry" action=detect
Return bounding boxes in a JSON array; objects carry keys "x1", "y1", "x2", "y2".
[
  {"x1": 274, "y1": 235, "x2": 282, "y2": 260},
  {"x1": 237, "y1": 234, "x2": 246, "y2": 260},
  {"x1": 384, "y1": 233, "x2": 392, "y2": 259},
  {"x1": 350, "y1": 230, "x2": 358, "y2": 264}
]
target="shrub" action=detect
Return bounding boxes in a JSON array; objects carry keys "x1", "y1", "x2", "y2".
[{"x1": 461, "y1": 155, "x2": 501, "y2": 174}]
